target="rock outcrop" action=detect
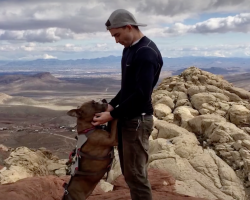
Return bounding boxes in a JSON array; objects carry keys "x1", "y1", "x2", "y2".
[
  {"x1": 150, "y1": 67, "x2": 250, "y2": 200},
  {"x1": 0, "y1": 146, "x2": 67, "y2": 184},
  {"x1": 107, "y1": 67, "x2": 250, "y2": 199}
]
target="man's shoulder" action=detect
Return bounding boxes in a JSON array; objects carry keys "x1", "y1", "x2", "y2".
[
  {"x1": 137, "y1": 36, "x2": 152, "y2": 48},
  {"x1": 135, "y1": 36, "x2": 160, "y2": 57}
]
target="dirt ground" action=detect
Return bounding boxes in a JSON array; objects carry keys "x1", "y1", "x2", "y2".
[{"x1": 0, "y1": 104, "x2": 78, "y2": 161}]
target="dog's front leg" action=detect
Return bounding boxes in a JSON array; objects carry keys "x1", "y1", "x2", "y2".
[
  {"x1": 110, "y1": 119, "x2": 118, "y2": 146},
  {"x1": 102, "y1": 119, "x2": 118, "y2": 146}
]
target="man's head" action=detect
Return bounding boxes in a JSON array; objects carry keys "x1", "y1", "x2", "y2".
[{"x1": 105, "y1": 9, "x2": 146, "y2": 47}]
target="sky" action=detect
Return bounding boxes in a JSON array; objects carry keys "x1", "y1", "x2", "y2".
[{"x1": 0, "y1": 0, "x2": 250, "y2": 60}]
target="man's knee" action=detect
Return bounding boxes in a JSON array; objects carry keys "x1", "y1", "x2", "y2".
[{"x1": 123, "y1": 166, "x2": 136, "y2": 183}]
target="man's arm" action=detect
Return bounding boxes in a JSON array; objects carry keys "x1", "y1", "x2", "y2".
[{"x1": 109, "y1": 90, "x2": 121, "y2": 109}]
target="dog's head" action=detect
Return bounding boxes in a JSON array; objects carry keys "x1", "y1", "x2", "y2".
[{"x1": 67, "y1": 100, "x2": 108, "y2": 121}]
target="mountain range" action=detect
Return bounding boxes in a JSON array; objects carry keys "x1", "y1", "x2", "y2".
[{"x1": 1, "y1": 56, "x2": 250, "y2": 72}]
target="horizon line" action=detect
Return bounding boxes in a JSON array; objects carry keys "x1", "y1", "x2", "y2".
[{"x1": 1, "y1": 55, "x2": 250, "y2": 62}]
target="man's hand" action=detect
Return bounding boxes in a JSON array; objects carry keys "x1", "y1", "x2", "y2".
[
  {"x1": 106, "y1": 104, "x2": 114, "y2": 112},
  {"x1": 92, "y1": 112, "x2": 113, "y2": 126}
]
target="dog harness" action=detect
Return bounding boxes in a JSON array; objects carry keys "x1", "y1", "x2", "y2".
[{"x1": 62, "y1": 126, "x2": 114, "y2": 200}]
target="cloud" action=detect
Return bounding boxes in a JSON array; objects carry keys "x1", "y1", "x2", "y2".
[
  {"x1": 21, "y1": 43, "x2": 36, "y2": 51},
  {"x1": 0, "y1": 44, "x2": 18, "y2": 51},
  {"x1": 0, "y1": 1, "x2": 108, "y2": 33},
  {"x1": 189, "y1": 13, "x2": 250, "y2": 34},
  {"x1": 0, "y1": 1, "x2": 249, "y2": 43},
  {"x1": 137, "y1": 0, "x2": 250, "y2": 16},
  {"x1": 18, "y1": 53, "x2": 57, "y2": 60},
  {"x1": 0, "y1": 0, "x2": 250, "y2": 34},
  {"x1": 158, "y1": 43, "x2": 250, "y2": 58},
  {"x1": 0, "y1": 41, "x2": 122, "y2": 54},
  {"x1": 165, "y1": 44, "x2": 250, "y2": 52},
  {"x1": 0, "y1": 28, "x2": 74, "y2": 42},
  {"x1": 43, "y1": 54, "x2": 57, "y2": 59},
  {"x1": 1, "y1": 41, "x2": 249, "y2": 59},
  {"x1": 145, "y1": 13, "x2": 250, "y2": 37},
  {"x1": 0, "y1": 0, "x2": 250, "y2": 59}
]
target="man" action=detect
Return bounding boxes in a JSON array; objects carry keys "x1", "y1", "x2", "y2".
[{"x1": 92, "y1": 9, "x2": 163, "y2": 200}]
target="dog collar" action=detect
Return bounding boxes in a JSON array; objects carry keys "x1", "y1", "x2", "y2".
[{"x1": 78, "y1": 127, "x2": 95, "y2": 135}]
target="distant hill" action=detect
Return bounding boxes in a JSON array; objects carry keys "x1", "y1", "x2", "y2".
[
  {"x1": 0, "y1": 72, "x2": 61, "y2": 85},
  {"x1": 172, "y1": 67, "x2": 239, "y2": 75},
  {"x1": 0, "y1": 56, "x2": 250, "y2": 74},
  {"x1": 30, "y1": 72, "x2": 61, "y2": 82},
  {"x1": 0, "y1": 55, "x2": 122, "y2": 70},
  {"x1": 224, "y1": 73, "x2": 250, "y2": 91},
  {"x1": 0, "y1": 72, "x2": 120, "y2": 97}
]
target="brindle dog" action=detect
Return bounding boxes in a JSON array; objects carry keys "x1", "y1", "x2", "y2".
[{"x1": 62, "y1": 100, "x2": 118, "y2": 200}]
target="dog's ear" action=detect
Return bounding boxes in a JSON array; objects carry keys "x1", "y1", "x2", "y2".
[
  {"x1": 102, "y1": 99, "x2": 107, "y2": 103},
  {"x1": 67, "y1": 109, "x2": 83, "y2": 118}
]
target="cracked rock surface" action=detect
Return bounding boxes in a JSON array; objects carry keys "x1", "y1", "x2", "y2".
[{"x1": 150, "y1": 67, "x2": 250, "y2": 200}]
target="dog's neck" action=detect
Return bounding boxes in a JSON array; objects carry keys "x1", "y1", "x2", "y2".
[{"x1": 76, "y1": 120, "x2": 94, "y2": 133}]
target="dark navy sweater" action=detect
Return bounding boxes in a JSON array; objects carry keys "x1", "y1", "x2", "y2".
[{"x1": 109, "y1": 36, "x2": 163, "y2": 119}]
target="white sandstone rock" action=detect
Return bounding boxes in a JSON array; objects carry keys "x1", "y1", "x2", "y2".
[
  {"x1": 154, "y1": 104, "x2": 172, "y2": 119},
  {"x1": 228, "y1": 105, "x2": 250, "y2": 126}
]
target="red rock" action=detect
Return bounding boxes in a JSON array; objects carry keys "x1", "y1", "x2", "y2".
[
  {"x1": 111, "y1": 168, "x2": 175, "y2": 192},
  {"x1": 0, "y1": 169, "x2": 210, "y2": 200},
  {"x1": 0, "y1": 175, "x2": 68, "y2": 200},
  {"x1": 88, "y1": 168, "x2": 209, "y2": 200}
]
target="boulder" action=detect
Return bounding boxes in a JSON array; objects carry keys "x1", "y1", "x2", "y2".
[
  {"x1": 228, "y1": 105, "x2": 250, "y2": 126},
  {"x1": 173, "y1": 106, "x2": 198, "y2": 128},
  {"x1": 0, "y1": 147, "x2": 67, "y2": 184},
  {"x1": 154, "y1": 95, "x2": 175, "y2": 109},
  {"x1": 191, "y1": 93, "x2": 217, "y2": 111},
  {"x1": 154, "y1": 104, "x2": 172, "y2": 119},
  {"x1": 226, "y1": 86, "x2": 250, "y2": 100}
]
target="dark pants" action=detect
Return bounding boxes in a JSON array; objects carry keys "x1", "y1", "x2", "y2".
[{"x1": 117, "y1": 115, "x2": 153, "y2": 200}]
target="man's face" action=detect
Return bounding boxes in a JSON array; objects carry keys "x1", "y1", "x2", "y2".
[{"x1": 109, "y1": 26, "x2": 133, "y2": 48}]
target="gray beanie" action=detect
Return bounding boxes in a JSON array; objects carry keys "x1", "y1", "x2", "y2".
[{"x1": 105, "y1": 9, "x2": 147, "y2": 30}]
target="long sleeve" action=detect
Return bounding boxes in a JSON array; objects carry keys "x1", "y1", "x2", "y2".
[
  {"x1": 110, "y1": 47, "x2": 159, "y2": 118},
  {"x1": 109, "y1": 90, "x2": 121, "y2": 108}
]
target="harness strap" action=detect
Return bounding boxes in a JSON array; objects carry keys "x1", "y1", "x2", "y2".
[
  {"x1": 77, "y1": 125, "x2": 107, "y2": 137},
  {"x1": 78, "y1": 127, "x2": 95, "y2": 135},
  {"x1": 77, "y1": 149, "x2": 114, "y2": 161},
  {"x1": 74, "y1": 147, "x2": 114, "y2": 177},
  {"x1": 85, "y1": 129, "x2": 96, "y2": 137},
  {"x1": 62, "y1": 182, "x2": 74, "y2": 200}
]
